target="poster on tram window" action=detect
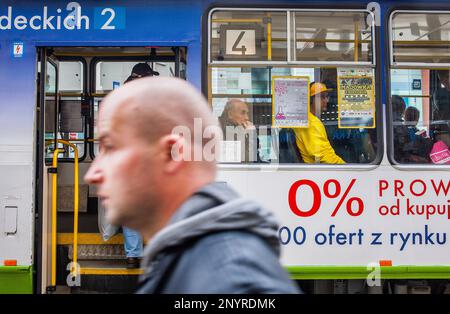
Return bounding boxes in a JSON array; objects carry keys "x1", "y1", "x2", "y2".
[
  {"x1": 272, "y1": 76, "x2": 310, "y2": 128},
  {"x1": 337, "y1": 68, "x2": 376, "y2": 129}
]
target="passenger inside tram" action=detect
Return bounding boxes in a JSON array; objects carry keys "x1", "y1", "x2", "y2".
[
  {"x1": 213, "y1": 68, "x2": 378, "y2": 164},
  {"x1": 404, "y1": 106, "x2": 421, "y2": 136},
  {"x1": 320, "y1": 69, "x2": 376, "y2": 163},
  {"x1": 432, "y1": 70, "x2": 450, "y2": 148},
  {"x1": 392, "y1": 95, "x2": 433, "y2": 163},
  {"x1": 293, "y1": 82, "x2": 345, "y2": 164},
  {"x1": 219, "y1": 99, "x2": 259, "y2": 162},
  {"x1": 218, "y1": 99, "x2": 255, "y2": 131},
  {"x1": 428, "y1": 70, "x2": 450, "y2": 164},
  {"x1": 404, "y1": 106, "x2": 434, "y2": 163}
]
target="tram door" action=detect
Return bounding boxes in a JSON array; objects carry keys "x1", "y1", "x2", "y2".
[
  {"x1": 37, "y1": 50, "x2": 60, "y2": 294},
  {"x1": 36, "y1": 47, "x2": 187, "y2": 294}
]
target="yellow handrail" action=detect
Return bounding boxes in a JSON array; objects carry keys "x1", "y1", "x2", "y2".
[
  {"x1": 267, "y1": 13, "x2": 272, "y2": 61},
  {"x1": 45, "y1": 138, "x2": 99, "y2": 143},
  {"x1": 354, "y1": 22, "x2": 359, "y2": 62},
  {"x1": 51, "y1": 148, "x2": 60, "y2": 288},
  {"x1": 50, "y1": 139, "x2": 79, "y2": 287},
  {"x1": 211, "y1": 18, "x2": 262, "y2": 23}
]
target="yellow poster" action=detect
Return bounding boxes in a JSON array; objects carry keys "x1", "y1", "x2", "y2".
[{"x1": 338, "y1": 75, "x2": 376, "y2": 129}]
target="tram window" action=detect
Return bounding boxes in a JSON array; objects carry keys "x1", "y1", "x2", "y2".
[
  {"x1": 44, "y1": 62, "x2": 57, "y2": 160},
  {"x1": 95, "y1": 61, "x2": 175, "y2": 93},
  {"x1": 44, "y1": 97, "x2": 87, "y2": 161},
  {"x1": 389, "y1": 11, "x2": 450, "y2": 165},
  {"x1": 391, "y1": 12, "x2": 450, "y2": 64},
  {"x1": 390, "y1": 69, "x2": 450, "y2": 164},
  {"x1": 209, "y1": 10, "x2": 288, "y2": 62},
  {"x1": 93, "y1": 60, "x2": 177, "y2": 155},
  {"x1": 58, "y1": 61, "x2": 84, "y2": 92},
  {"x1": 210, "y1": 66, "x2": 378, "y2": 164},
  {"x1": 291, "y1": 11, "x2": 374, "y2": 63},
  {"x1": 207, "y1": 8, "x2": 379, "y2": 164},
  {"x1": 45, "y1": 60, "x2": 86, "y2": 161},
  {"x1": 46, "y1": 64, "x2": 56, "y2": 93}
]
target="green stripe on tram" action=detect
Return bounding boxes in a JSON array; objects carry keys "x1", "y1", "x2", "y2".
[
  {"x1": 0, "y1": 266, "x2": 33, "y2": 294},
  {"x1": 286, "y1": 265, "x2": 450, "y2": 280}
]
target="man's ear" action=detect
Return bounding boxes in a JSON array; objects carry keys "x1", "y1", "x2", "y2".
[
  {"x1": 227, "y1": 108, "x2": 234, "y2": 120},
  {"x1": 159, "y1": 133, "x2": 188, "y2": 173}
]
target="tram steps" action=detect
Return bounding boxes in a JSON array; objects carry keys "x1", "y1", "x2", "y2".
[
  {"x1": 76, "y1": 260, "x2": 144, "y2": 276},
  {"x1": 57, "y1": 232, "x2": 124, "y2": 245},
  {"x1": 57, "y1": 232, "x2": 143, "y2": 283},
  {"x1": 58, "y1": 233, "x2": 125, "y2": 260},
  {"x1": 68, "y1": 244, "x2": 125, "y2": 260}
]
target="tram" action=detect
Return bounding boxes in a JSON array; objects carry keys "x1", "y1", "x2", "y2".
[{"x1": 0, "y1": 0, "x2": 449, "y2": 294}]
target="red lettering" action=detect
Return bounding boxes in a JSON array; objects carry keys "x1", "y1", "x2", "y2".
[
  {"x1": 288, "y1": 180, "x2": 321, "y2": 217},
  {"x1": 394, "y1": 180, "x2": 405, "y2": 197},
  {"x1": 410, "y1": 179, "x2": 427, "y2": 197},
  {"x1": 431, "y1": 179, "x2": 450, "y2": 197},
  {"x1": 323, "y1": 179, "x2": 341, "y2": 198},
  {"x1": 379, "y1": 180, "x2": 389, "y2": 197}
]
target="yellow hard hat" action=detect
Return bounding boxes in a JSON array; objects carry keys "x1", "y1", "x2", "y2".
[{"x1": 310, "y1": 82, "x2": 333, "y2": 97}]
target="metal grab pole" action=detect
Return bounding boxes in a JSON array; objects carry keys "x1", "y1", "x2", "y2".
[
  {"x1": 267, "y1": 13, "x2": 272, "y2": 61},
  {"x1": 49, "y1": 139, "x2": 79, "y2": 288},
  {"x1": 50, "y1": 148, "x2": 60, "y2": 288},
  {"x1": 57, "y1": 140, "x2": 79, "y2": 277}
]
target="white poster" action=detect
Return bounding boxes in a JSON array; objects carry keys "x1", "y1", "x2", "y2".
[{"x1": 272, "y1": 76, "x2": 310, "y2": 128}]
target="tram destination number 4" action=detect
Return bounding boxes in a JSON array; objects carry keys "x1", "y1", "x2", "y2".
[
  {"x1": 174, "y1": 297, "x2": 276, "y2": 311},
  {"x1": 225, "y1": 29, "x2": 257, "y2": 56}
]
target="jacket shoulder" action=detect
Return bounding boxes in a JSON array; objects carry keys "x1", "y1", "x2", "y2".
[{"x1": 161, "y1": 231, "x2": 300, "y2": 294}]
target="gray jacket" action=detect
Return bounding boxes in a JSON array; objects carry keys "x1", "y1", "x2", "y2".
[{"x1": 136, "y1": 182, "x2": 300, "y2": 294}]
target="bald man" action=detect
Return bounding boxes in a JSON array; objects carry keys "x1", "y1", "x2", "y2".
[
  {"x1": 219, "y1": 99, "x2": 255, "y2": 131},
  {"x1": 84, "y1": 77, "x2": 299, "y2": 294},
  {"x1": 219, "y1": 99, "x2": 259, "y2": 162}
]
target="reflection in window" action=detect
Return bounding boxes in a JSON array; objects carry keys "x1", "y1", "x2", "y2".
[
  {"x1": 210, "y1": 10, "x2": 288, "y2": 62},
  {"x1": 45, "y1": 61, "x2": 86, "y2": 161},
  {"x1": 93, "y1": 60, "x2": 178, "y2": 155},
  {"x1": 390, "y1": 69, "x2": 450, "y2": 164},
  {"x1": 211, "y1": 66, "x2": 378, "y2": 164},
  {"x1": 391, "y1": 12, "x2": 450, "y2": 64},
  {"x1": 208, "y1": 9, "x2": 378, "y2": 164},
  {"x1": 95, "y1": 61, "x2": 174, "y2": 93},
  {"x1": 210, "y1": 10, "x2": 374, "y2": 63},
  {"x1": 46, "y1": 63, "x2": 56, "y2": 93},
  {"x1": 58, "y1": 61, "x2": 83, "y2": 92},
  {"x1": 292, "y1": 11, "x2": 374, "y2": 63},
  {"x1": 44, "y1": 97, "x2": 86, "y2": 161}
]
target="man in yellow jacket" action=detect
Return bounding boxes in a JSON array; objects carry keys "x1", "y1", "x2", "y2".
[{"x1": 293, "y1": 82, "x2": 345, "y2": 164}]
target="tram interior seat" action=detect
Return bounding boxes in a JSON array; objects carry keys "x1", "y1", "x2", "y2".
[
  {"x1": 278, "y1": 128, "x2": 304, "y2": 163},
  {"x1": 431, "y1": 120, "x2": 450, "y2": 148}
]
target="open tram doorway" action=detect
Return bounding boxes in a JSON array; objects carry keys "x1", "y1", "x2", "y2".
[{"x1": 35, "y1": 46, "x2": 187, "y2": 294}]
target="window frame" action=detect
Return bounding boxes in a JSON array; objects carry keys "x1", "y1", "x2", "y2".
[
  {"x1": 89, "y1": 53, "x2": 186, "y2": 160},
  {"x1": 208, "y1": 7, "x2": 377, "y2": 66},
  {"x1": 387, "y1": 9, "x2": 450, "y2": 170},
  {"x1": 45, "y1": 56, "x2": 88, "y2": 163},
  {"x1": 389, "y1": 10, "x2": 450, "y2": 68},
  {"x1": 204, "y1": 5, "x2": 383, "y2": 169}
]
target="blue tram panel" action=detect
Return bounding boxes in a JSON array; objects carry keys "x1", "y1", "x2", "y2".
[{"x1": 0, "y1": 4, "x2": 125, "y2": 31}]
